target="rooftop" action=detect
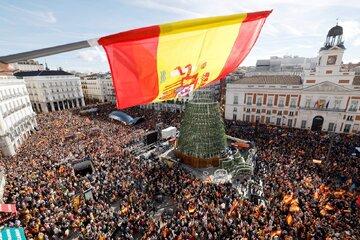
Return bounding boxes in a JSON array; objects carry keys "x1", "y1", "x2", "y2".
[
  {"x1": 232, "y1": 75, "x2": 302, "y2": 85},
  {"x1": 14, "y1": 70, "x2": 73, "y2": 77}
]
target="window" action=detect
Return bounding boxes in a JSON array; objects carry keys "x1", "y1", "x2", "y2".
[
  {"x1": 353, "y1": 124, "x2": 359, "y2": 133},
  {"x1": 287, "y1": 119, "x2": 293, "y2": 127},
  {"x1": 344, "y1": 124, "x2": 351, "y2": 133},
  {"x1": 246, "y1": 96, "x2": 252, "y2": 105},
  {"x1": 233, "y1": 114, "x2": 237, "y2": 121},
  {"x1": 347, "y1": 115, "x2": 354, "y2": 121},
  {"x1": 233, "y1": 107, "x2": 237, "y2": 113},
  {"x1": 256, "y1": 97, "x2": 262, "y2": 106},
  {"x1": 277, "y1": 111, "x2": 282, "y2": 116},
  {"x1": 246, "y1": 108, "x2": 251, "y2": 113},
  {"x1": 306, "y1": 80, "x2": 316, "y2": 84},
  {"x1": 305, "y1": 98, "x2": 311, "y2": 108},
  {"x1": 334, "y1": 99, "x2": 341, "y2": 109},
  {"x1": 266, "y1": 110, "x2": 271, "y2": 115},
  {"x1": 328, "y1": 123, "x2": 335, "y2": 132},
  {"x1": 47, "y1": 103, "x2": 52, "y2": 112},
  {"x1": 301, "y1": 120, "x2": 306, "y2": 129},
  {"x1": 276, "y1": 118, "x2": 281, "y2": 126},
  {"x1": 289, "y1": 111, "x2": 294, "y2": 116},
  {"x1": 255, "y1": 116, "x2": 260, "y2": 123},
  {"x1": 278, "y1": 98, "x2": 285, "y2": 107},
  {"x1": 233, "y1": 96, "x2": 238, "y2": 104},
  {"x1": 256, "y1": 109, "x2": 261, "y2": 114},
  {"x1": 267, "y1": 97, "x2": 273, "y2": 106},
  {"x1": 290, "y1": 98, "x2": 297, "y2": 108},
  {"x1": 245, "y1": 115, "x2": 250, "y2": 122},
  {"x1": 266, "y1": 116, "x2": 270, "y2": 123},
  {"x1": 349, "y1": 100, "x2": 358, "y2": 112}
]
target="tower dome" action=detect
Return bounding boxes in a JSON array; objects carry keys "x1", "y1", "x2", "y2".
[
  {"x1": 321, "y1": 24, "x2": 345, "y2": 50},
  {"x1": 327, "y1": 25, "x2": 343, "y2": 37}
]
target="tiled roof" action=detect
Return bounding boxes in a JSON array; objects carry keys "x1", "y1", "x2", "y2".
[
  {"x1": 353, "y1": 75, "x2": 360, "y2": 85},
  {"x1": 232, "y1": 75, "x2": 302, "y2": 85},
  {"x1": 14, "y1": 70, "x2": 72, "y2": 77}
]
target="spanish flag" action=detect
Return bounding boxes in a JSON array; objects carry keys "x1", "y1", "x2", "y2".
[
  {"x1": 286, "y1": 214, "x2": 293, "y2": 225},
  {"x1": 99, "y1": 11, "x2": 271, "y2": 108}
]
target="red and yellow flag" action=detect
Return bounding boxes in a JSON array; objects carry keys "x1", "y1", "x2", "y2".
[{"x1": 99, "y1": 10, "x2": 271, "y2": 108}]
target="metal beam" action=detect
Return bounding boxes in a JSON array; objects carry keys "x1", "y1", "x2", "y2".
[{"x1": 0, "y1": 40, "x2": 91, "y2": 64}]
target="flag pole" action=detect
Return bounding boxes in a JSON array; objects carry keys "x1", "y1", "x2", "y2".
[{"x1": 0, "y1": 38, "x2": 99, "y2": 64}]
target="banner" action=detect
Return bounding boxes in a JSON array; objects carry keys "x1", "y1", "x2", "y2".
[
  {"x1": 0, "y1": 228, "x2": 26, "y2": 240},
  {"x1": 0, "y1": 204, "x2": 16, "y2": 214}
]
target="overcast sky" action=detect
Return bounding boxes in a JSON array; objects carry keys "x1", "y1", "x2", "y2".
[{"x1": 1, "y1": 0, "x2": 359, "y2": 73}]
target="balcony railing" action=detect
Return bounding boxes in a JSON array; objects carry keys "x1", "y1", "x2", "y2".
[
  {"x1": 300, "y1": 107, "x2": 346, "y2": 112},
  {"x1": 256, "y1": 103, "x2": 262, "y2": 106},
  {"x1": 348, "y1": 108, "x2": 358, "y2": 112},
  {"x1": 246, "y1": 102, "x2": 252, "y2": 105}
]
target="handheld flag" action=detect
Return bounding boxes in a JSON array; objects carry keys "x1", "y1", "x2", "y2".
[
  {"x1": 99, "y1": 11, "x2": 271, "y2": 108},
  {"x1": 0, "y1": 204, "x2": 17, "y2": 214},
  {"x1": 0, "y1": 228, "x2": 26, "y2": 240}
]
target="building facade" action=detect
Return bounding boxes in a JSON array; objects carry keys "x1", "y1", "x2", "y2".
[
  {"x1": 251, "y1": 55, "x2": 317, "y2": 75},
  {"x1": 14, "y1": 70, "x2": 85, "y2": 113},
  {"x1": 0, "y1": 76, "x2": 37, "y2": 156},
  {"x1": 225, "y1": 25, "x2": 360, "y2": 134},
  {"x1": 80, "y1": 73, "x2": 116, "y2": 103},
  {"x1": 140, "y1": 81, "x2": 222, "y2": 112},
  {"x1": 11, "y1": 60, "x2": 44, "y2": 72}
]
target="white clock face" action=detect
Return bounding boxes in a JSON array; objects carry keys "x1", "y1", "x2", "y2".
[{"x1": 327, "y1": 55, "x2": 337, "y2": 65}]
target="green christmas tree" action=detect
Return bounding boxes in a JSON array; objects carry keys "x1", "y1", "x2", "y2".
[{"x1": 177, "y1": 89, "x2": 227, "y2": 159}]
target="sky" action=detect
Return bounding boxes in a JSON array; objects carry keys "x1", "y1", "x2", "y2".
[{"x1": 0, "y1": 0, "x2": 360, "y2": 73}]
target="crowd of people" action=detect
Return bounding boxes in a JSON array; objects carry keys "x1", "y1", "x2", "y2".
[
  {"x1": 227, "y1": 121, "x2": 359, "y2": 239},
  {"x1": 0, "y1": 104, "x2": 358, "y2": 239}
]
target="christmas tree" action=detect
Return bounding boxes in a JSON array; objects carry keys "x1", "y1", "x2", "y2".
[{"x1": 177, "y1": 89, "x2": 227, "y2": 160}]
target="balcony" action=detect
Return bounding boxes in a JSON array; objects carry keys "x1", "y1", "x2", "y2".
[
  {"x1": 256, "y1": 103, "x2": 262, "y2": 106},
  {"x1": 278, "y1": 104, "x2": 285, "y2": 108},
  {"x1": 290, "y1": 105, "x2": 297, "y2": 109},
  {"x1": 300, "y1": 107, "x2": 345, "y2": 112},
  {"x1": 246, "y1": 102, "x2": 252, "y2": 106},
  {"x1": 348, "y1": 108, "x2": 358, "y2": 112},
  {"x1": 267, "y1": 104, "x2": 273, "y2": 107}
]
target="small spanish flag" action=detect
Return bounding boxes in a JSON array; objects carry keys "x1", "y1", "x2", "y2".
[
  {"x1": 282, "y1": 194, "x2": 293, "y2": 205},
  {"x1": 99, "y1": 11, "x2": 271, "y2": 108},
  {"x1": 286, "y1": 214, "x2": 293, "y2": 225},
  {"x1": 72, "y1": 195, "x2": 81, "y2": 210},
  {"x1": 188, "y1": 203, "x2": 196, "y2": 213}
]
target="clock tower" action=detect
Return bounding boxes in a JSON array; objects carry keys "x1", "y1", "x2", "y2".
[{"x1": 316, "y1": 24, "x2": 345, "y2": 75}]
